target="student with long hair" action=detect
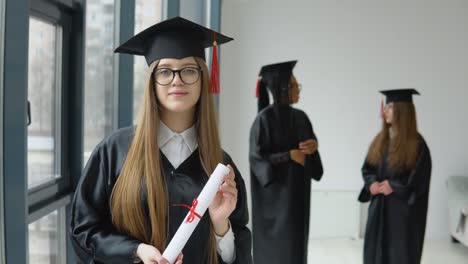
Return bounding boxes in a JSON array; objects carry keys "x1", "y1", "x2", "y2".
[
  {"x1": 70, "y1": 17, "x2": 252, "y2": 264},
  {"x1": 358, "y1": 89, "x2": 432, "y2": 264}
]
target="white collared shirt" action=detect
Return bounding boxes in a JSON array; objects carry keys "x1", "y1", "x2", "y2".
[
  {"x1": 158, "y1": 121, "x2": 236, "y2": 263},
  {"x1": 159, "y1": 121, "x2": 198, "y2": 169}
]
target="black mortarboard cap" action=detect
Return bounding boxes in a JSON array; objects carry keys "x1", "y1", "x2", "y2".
[
  {"x1": 114, "y1": 16, "x2": 233, "y2": 65},
  {"x1": 115, "y1": 16, "x2": 233, "y2": 93},
  {"x1": 255, "y1": 60, "x2": 297, "y2": 112},
  {"x1": 380, "y1": 88, "x2": 420, "y2": 104}
]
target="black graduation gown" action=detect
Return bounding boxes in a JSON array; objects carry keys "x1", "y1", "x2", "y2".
[
  {"x1": 70, "y1": 127, "x2": 252, "y2": 264},
  {"x1": 249, "y1": 105, "x2": 323, "y2": 264},
  {"x1": 358, "y1": 135, "x2": 432, "y2": 264}
]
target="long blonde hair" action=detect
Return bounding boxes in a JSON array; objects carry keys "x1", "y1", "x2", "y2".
[
  {"x1": 110, "y1": 57, "x2": 222, "y2": 263},
  {"x1": 367, "y1": 102, "x2": 419, "y2": 169}
]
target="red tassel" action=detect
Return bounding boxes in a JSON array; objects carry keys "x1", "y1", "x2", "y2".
[
  {"x1": 255, "y1": 78, "x2": 261, "y2": 97},
  {"x1": 210, "y1": 32, "x2": 220, "y2": 94}
]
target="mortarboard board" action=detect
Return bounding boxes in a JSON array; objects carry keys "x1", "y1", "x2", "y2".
[
  {"x1": 114, "y1": 16, "x2": 233, "y2": 93},
  {"x1": 255, "y1": 60, "x2": 297, "y2": 112},
  {"x1": 380, "y1": 89, "x2": 420, "y2": 104}
]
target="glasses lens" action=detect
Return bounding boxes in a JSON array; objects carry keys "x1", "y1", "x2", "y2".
[
  {"x1": 155, "y1": 68, "x2": 173, "y2": 85},
  {"x1": 180, "y1": 67, "x2": 200, "y2": 84}
]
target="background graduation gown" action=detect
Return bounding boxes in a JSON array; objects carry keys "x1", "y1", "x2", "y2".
[
  {"x1": 249, "y1": 105, "x2": 323, "y2": 264},
  {"x1": 358, "y1": 135, "x2": 432, "y2": 264},
  {"x1": 70, "y1": 127, "x2": 252, "y2": 264}
]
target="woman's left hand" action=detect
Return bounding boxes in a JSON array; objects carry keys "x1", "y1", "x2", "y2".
[
  {"x1": 209, "y1": 164, "x2": 238, "y2": 236},
  {"x1": 379, "y1": 180, "x2": 394, "y2": 196}
]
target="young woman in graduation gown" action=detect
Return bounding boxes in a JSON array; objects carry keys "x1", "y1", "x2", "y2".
[
  {"x1": 249, "y1": 61, "x2": 324, "y2": 264},
  {"x1": 70, "y1": 17, "x2": 252, "y2": 264},
  {"x1": 358, "y1": 89, "x2": 432, "y2": 264}
]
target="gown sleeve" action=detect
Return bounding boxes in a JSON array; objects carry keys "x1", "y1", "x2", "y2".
[
  {"x1": 70, "y1": 143, "x2": 141, "y2": 264},
  {"x1": 249, "y1": 115, "x2": 290, "y2": 187},
  {"x1": 358, "y1": 156, "x2": 378, "y2": 203},
  {"x1": 223, "y1": 153, "x2": 253, "y2": 264},
  {"x1": 301, "y1": 113, "x2": 324, "y2": 181}
]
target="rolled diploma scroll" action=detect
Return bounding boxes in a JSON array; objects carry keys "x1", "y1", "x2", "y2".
[{"x1": 162, "y1": 163, "x2": 230, "y2": 263}]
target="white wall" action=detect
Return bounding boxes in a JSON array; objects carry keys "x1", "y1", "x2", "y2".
[{"x1": 219, "y1": 0, "x2": 468, "y2": 239}]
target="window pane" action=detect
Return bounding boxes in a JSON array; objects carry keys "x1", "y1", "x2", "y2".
[
  {"x1": 180, "y1": 0, "x2": 204, "y2": 24},
  {"x1": 28, "y1": 210, "x2": 60, "y2": 264},
  {"x1": 84, "y1": 0, "x2": 116, "y2": 162},
  {"x1": 132, "y1": 0, "x2": 162, "y2": 124},
  {"x1": 27, "y1": 17, "x2": 62, "y2": 188}
]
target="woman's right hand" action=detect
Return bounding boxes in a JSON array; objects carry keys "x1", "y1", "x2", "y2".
[
  {"x1": 290, "y1": 149, "x2": 305, "y2": 166},
  {"x1": 136, "y1": 243, "x2": 183, "y2": 264},
  {"x1": 299, "y1": 139, "x2": 318, "y2": 155}
]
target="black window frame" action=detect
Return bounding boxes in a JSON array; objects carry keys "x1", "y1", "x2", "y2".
[
  {"x1": 27, "y1": 0, "x2": 74, "y2": 219},
  {"x1": 0, "y1": 0, "x2": 6, "y2": 261}
]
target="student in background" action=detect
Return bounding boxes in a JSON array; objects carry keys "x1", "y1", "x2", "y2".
[
  {"x1": 249, "y1": 61, "x2": 323, "y2": 264},
  {"x1": 359, "y1": 89, "x2": 432, "y2": 264}
]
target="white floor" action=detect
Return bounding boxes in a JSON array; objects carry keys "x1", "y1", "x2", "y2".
[{"x1": 308, "y1": 239, "x2": 468, "y2": 264}]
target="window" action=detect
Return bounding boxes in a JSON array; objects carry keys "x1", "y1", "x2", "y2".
[
  {"x1": 26, "y1": 1, "x2": 74, "y2": 261},
  {"x1": 2, "y1": 0, "x2": 80, "y2": 262},
  {"x1": 179, "y1": 0, "x2": 204, "y2": 24},
  {"x1": 28, "y1": 208, "x2": 66, "y2": 264},
  {"x1": 83, "y1": 0, "x2": 116, "y2": 162},
  {"x1": 27, "y1": 17, "x2": 63, "y2": 189},
  {"x1": 132, "y1": 0, "x2": 162, "y2": 124}
]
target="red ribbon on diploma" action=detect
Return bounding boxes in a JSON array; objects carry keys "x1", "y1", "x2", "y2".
[{"x1": 173, "y1": 199, "x2": 202, "y2": 223}]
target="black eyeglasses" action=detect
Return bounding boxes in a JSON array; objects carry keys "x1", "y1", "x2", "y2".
[{"x1": 154, "y1": 67, "x2": 202, "y2": 86}]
